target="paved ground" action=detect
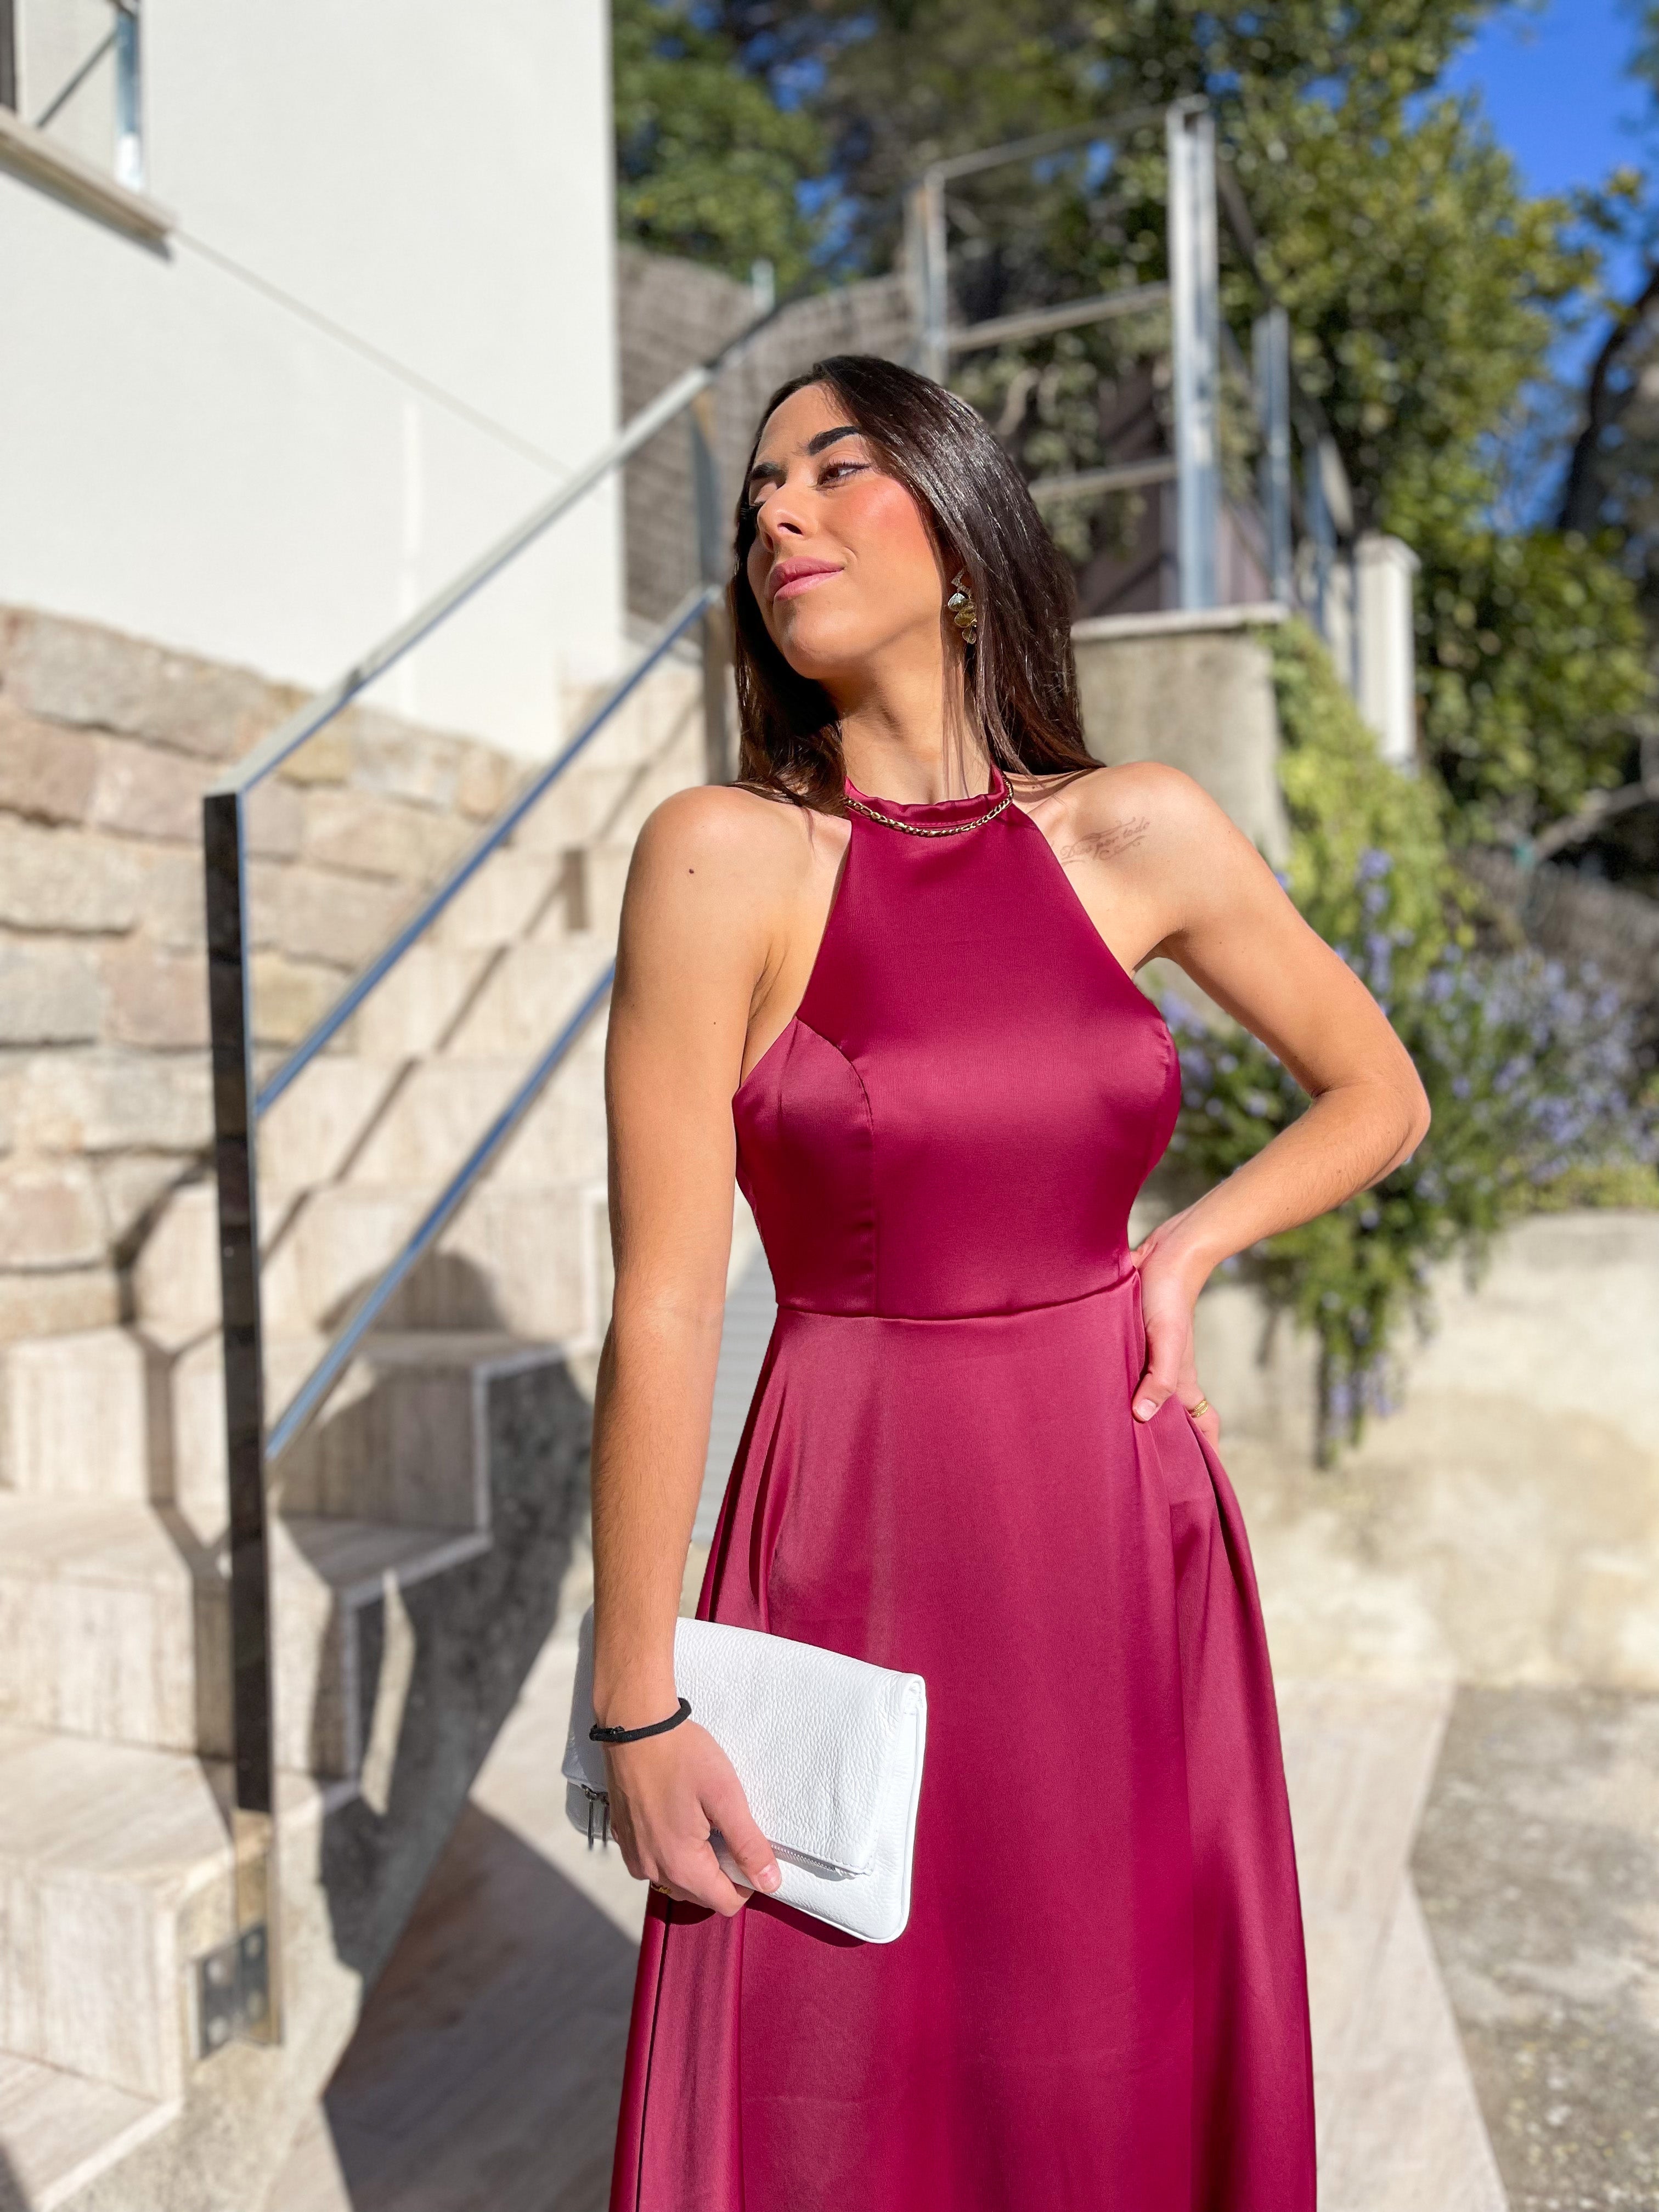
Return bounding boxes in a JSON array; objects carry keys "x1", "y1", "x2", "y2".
[{"x1": 1414, "y1": 1689, "x2": 1659, "y2": 2212}]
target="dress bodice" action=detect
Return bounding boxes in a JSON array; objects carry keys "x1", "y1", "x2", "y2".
[{"x1": 732, "y1": 760, "x2": 1180, "y2": 1319}]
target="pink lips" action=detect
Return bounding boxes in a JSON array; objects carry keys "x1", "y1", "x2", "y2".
[{"x1": 770, "y1": 560, "x2": 842, "y2": 602}]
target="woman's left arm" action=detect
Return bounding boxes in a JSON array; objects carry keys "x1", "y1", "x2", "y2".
[{"x1": 1075, "y1": 764, "x2": 1431, "y2": 1438}]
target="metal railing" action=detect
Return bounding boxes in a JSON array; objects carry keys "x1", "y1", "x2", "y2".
[
  {"x1": 200, "y1": 321, "x2": 765, "y2": 2051},
  {"x1": 906, "y1": 96, "x2": 1357, "y2": 634},
  {"x1": 21, "y1": 0, "x2": 143, "y2": 189}
]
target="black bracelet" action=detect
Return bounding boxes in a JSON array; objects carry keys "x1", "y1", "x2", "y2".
[{"x1": 590, "y1": 1696, "x2": 692, "y2": 1745}]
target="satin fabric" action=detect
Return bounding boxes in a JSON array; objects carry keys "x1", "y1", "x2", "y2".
[{"x1": 609, "y1": 761, "x2": 1317, "y2": 2211}]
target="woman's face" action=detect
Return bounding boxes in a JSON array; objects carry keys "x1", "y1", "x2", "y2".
[{"x1": 743, "y1": 382, "x2": 949, "y2": 686}]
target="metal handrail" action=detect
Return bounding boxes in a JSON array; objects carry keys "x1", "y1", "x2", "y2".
[
  {"x1": 947, "y1": 280, "x2": 1170, "y2": 356},
  {"x1": 912, "y1": 94, "x2": 1353, "y2": 627},
  {"x1": 265, "y1": 962, "x2": 617, "y2": 1463},
  {"x1": 255, "y1": 582, "x2": 715, "y2": 1117},
  {"x1": 32, "y1": 26, "x2": 116, "y2": 131},
  {"x1": 202, "y1": 317, "x2": 770, "y2": 2054},
  {"x1": 926, "y1": 105, "x2": 1167, "y2": 185},
  {"x1": 211, "y1": 359, "x2": 728, "y2": 804}
]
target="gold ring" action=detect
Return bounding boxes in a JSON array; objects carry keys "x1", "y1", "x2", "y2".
[{"x1": 1187, "y1": 1396, "x2": 1210, "y2": 1420}]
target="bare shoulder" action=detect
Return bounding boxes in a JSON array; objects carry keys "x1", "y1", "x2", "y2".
[
  {"x1": 630, "y1": 781, "x2": 834, "y2": 900},
  {"x1": 1013, "y1": 759, "x2": 1229, "y2": 865},
  {"x1": 621, "y1": 783, "x2": 845, "y2": 981}
]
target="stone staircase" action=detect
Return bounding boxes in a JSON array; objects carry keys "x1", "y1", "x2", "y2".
[{"x1": 0, "y1": 609, "x2": 706, "y2": 2210}]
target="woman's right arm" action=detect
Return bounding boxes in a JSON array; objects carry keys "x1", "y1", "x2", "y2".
[{"x1": 590, "y1": 785, "x2": 785, "y2": 1913}]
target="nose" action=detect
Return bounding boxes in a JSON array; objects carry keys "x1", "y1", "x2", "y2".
[{"x1": 753, "y1": 477, "x2": 810, "y2": 550}]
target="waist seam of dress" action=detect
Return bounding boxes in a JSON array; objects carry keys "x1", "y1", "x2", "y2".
[{"x1": 772, "y1": 1267, "x2": 1138, "y2": 1323}]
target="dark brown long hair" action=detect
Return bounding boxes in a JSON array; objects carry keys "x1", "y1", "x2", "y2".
[{"x1": 730, "y1": 354, "x2": 1096, "y2": 808}]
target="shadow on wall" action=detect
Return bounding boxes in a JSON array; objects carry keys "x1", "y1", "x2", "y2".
[
  {"x1": 295, "y1": 1809, "x2": 640, "y2": 2210},
  {"x1": 303, "y1": 1251, "x2": 595, "y2": 1990},
  {"x1": 0, "y1": 2148, "x2": 26, "y2": 2212}
]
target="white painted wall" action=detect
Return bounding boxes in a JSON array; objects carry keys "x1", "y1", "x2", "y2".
[{"x1": 0, "y1": 0, "x2": 623, "y2": 757}]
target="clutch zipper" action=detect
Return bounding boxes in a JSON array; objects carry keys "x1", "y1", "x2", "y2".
[
  {"x1": 572, "y1": 1785, "x2": 864, "y2": 1880},
  {"x1": 575, "y1": 1781, "x2": 612, "y2": 1849}
]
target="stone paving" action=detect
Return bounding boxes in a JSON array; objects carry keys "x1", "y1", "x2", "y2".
[{"x1": 1414, "y1": 1689, "x2": 1659, "y2": 2212}]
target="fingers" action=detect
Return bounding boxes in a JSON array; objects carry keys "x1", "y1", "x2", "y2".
[
  {"x1": 608, "y1": 1728, "x2": 782, "y2": 1917},
  {"x1": 1189, "y1": 1399, "x2": 1221, "y2": 1446},
  {"x1": 1127, "y1": 1225, "x2": 1163, "y2": 1269},
  {"x1": 703, "y1": 1771, "x2": 782, "y2": 1899},
  {"x1": 650, "y1": 1837, "x2": 750, "y2": 1916},
  {"x1": 1132, "y1": 1329, "x2": 1181, "y2": 1421}
]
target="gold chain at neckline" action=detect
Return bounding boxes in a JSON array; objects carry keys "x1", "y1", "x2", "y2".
[{"x1": 843, "y1": 788, "x2": 1013, "y2": 838}]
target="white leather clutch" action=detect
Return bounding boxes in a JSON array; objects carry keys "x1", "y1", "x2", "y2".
[{"x1": 561, "y1": 1606, "x2": 928, "y2": 1945}]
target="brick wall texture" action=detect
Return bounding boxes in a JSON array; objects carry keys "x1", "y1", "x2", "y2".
[
  {"x1": 0, "y1": 606, "x2": 523, "y2": 1341},
  {"x1": 617, "y1": 247, "x2": 918, "y2": 623}
]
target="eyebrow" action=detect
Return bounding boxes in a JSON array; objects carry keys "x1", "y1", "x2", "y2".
[{"x1": 745, "y1": 424, "x2": 864, "y2": 494}]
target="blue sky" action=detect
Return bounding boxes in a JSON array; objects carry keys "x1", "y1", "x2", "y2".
[
  {"x1": 1445, "y1": 0, "x2": 1652, "y2": 442},
  {"x1": 1448, "y1": 0, "x2": 1649, "y2": 268}
]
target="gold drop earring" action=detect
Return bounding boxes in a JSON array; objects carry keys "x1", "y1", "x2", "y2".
[{"x1": 947, "y1": 571, "x2": 978, "y2": 648}]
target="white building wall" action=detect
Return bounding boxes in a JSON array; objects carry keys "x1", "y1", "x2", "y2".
[{"x1": 0, "y1": 0, "x2": 623, "y2": 758}]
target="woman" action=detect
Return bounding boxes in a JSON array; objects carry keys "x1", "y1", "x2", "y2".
[{"x1": 590, "y1": 354, "x2": 1428, "y2": 2211}]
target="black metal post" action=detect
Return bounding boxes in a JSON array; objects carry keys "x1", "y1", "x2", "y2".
[{"x1": 202, "y1": 788, "x2": 282, "y2": 2046}]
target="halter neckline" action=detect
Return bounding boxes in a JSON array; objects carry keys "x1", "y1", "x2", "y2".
[{"x1": 840, "y1": 757, "x2": 1010, "y2": 826}]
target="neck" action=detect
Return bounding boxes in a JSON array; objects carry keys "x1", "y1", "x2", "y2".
[{"x1": 825, "y1": 632, "x2": 992, "y2": 803}]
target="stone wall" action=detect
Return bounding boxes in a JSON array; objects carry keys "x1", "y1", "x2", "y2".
[
  {"x1": 1071, "y1": 606, "x2": 1293, "y2": 868},
  {"x1": 617, "y1": 247, "x2": 917, "y2": 623},
  {"x1": 1191, "y1": 1207, "x2": 1659, "y2": 1695},
  {"x1": 0, "y1": 606, "x2": 524, "y2": 1344}
]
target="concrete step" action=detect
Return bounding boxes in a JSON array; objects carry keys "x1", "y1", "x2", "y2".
[
  {"x1": 132, "y1": 1006, "x2": 610, "y2": 1357},
  {"x1": 1275, "y1": 1677, "x2": 1455, "y2": 2148},
  {"x1": 132, "y1": 1173, "x2": 598, "y2": 1350},
  {"x1": 501, "y1": 658, "x2": 701, "y2": 800},
  {"x1": 0, "y1": 1496, "x2": 488, "y2": 1775},
  {"x1": 0, "y1": 1723, "x2": 324, "y2": 2107},
  {"x1": 431, "y1": 935, "x2": 614, "y2": 1062},
  {"x1": 170, "y1": 1328, "x2": 555, "y2": 1542},
  {"x1": 331, "y1": 946, "x2": 490, "y2": 1064},
  {"x1": 258, "y1": 1057, "x2": 408, "y2": 1199},
  {"x1": 0, "y1": 1325, "x2": 359, "y2": 1529},
  {"x1": 0, "y1": 2053, "x2": 177, "y2": 2212},
  {"x1": 274, "y1": 1513, "x2": 492, "y2": 1779},
  {"x1": 273, "y1": 1331, "x2": 558, "y2": 1531},
  {"x1": 341, "y1": 1040, "x2": 607, "y2": 1191},
  {"x1": 0, "y1": 1330, "x2": 159, "y2": 1504},
  {"x1": 256, "y1": 1182, "x2": 602, "y2": 1346}
]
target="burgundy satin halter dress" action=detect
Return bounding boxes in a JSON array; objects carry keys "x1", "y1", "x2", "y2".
[{"x1": 609, "y1": 760, "x2": 1317, "y2": 2212}]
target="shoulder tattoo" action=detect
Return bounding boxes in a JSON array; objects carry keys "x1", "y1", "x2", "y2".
[{"x1": 1054, "y1": 814, "x2": 1150, "y2": 867}]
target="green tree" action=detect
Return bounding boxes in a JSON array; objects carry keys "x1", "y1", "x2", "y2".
[
  {"x1": 678, "y1": 1, "x2": 1658, "y2": 840},
  {"x1": 613, "y1": 0, "x2": 825, "y2": 290},
  {"x1": 1412, "y1": 522, "x2": 1652, "y2": 841}
]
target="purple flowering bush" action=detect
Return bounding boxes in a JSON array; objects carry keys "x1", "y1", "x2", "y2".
[{"x1": 1159, "y1": 624, "x2": 1659, "y2": 1458}]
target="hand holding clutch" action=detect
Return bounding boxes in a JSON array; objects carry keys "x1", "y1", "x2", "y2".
[{"x1": 563, "y1": 1607, "x2": 928, "y2": 1944}]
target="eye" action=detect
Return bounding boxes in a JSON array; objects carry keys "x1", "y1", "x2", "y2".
[{"x1": 819, "y1": 458, "x2": 870, "y2": 486}]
